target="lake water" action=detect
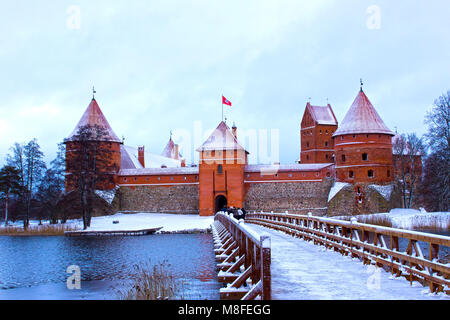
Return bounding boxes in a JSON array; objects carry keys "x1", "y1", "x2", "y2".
[{"x1": 0, "y1": 234, "x2": 221, "y2": 300}]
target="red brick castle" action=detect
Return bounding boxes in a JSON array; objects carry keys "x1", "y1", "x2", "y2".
[{"x1": 65, "y1": 87, "x2": 403, "y2": 217}]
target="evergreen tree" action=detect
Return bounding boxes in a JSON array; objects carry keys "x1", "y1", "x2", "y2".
[{"x1": 0, "y1": 165, "x2": 22, "y2": 226}]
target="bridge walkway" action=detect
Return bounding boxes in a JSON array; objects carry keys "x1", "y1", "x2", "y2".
[{"x1": 246, "y1": 224, "x2": 448, "y2": 300}]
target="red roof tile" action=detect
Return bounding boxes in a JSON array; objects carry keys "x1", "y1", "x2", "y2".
[
  {"x1": 67, "y1": 98, "x2": 121, "y2": 142},
  {"x1": 333, "y1": 90, "x2": 394, "y2": 137}
]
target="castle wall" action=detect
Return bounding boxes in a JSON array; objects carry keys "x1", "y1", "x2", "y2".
[
  {"x1": 327, "y1": 182, "x2": 402, "y2": 216},
  {"x1": 244, "y1": 179, "x2": 334, "y2": 216},
  {"x1": 118, "y1": 184, "x2": 199, "y2": 214}
]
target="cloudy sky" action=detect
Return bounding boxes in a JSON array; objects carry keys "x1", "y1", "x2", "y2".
[{"x1": 0, "y1": 0, "x2": 449, "y2": 166}]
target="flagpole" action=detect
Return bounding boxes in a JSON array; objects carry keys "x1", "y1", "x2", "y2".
[{"x1": 221, "y1": 94, "x2": 224, "y2": 122}]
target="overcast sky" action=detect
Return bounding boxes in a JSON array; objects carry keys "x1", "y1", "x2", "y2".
[{"x1": 1, "y1": 0, "x2": 449, "y2": 166}]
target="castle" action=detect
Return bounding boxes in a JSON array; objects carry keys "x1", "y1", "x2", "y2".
[{"x1": 64, "y1": 87, "x2": 404, "y2": 217}]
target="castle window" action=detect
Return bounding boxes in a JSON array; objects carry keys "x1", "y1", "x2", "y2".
[
  {"x1": 217, "y1": 164, "x2": 223, "y2": 174},
  {"x1": 368, "y1": 170, "x2": 374, "y2": 178},
  {"x1": 157, "y1": 177, "x2": 161, "y2": 180},
  {"x1": 170, "y1": 177, "x2": 174, "y2": 180},
  {"x1": 134, "y1": 177, "x2": 137, "y2": 181},
  {"x1": 306, "y1": 155, "x2": 309, "y2": 160},
  {"x1": 326, "y1": 130, "x2": 328, "y2": 134},
  {"x1": 362, "y1": 153, "x2": 368, "y2": 161},
  {"x1": 195, "y1": 175, "x2": 198, "y2": 180},
  {"x1": 306, "y1": 142, "x2": 310, "y2": 148},
  {"x1": 353, "y1": 134, "x2": 356, "y2": 138},
  {"x1": 357, "y1": 187, "x2": 361, "y2": 194},
  {"x1": 247, "y1": 174, "x2": 250, "y2": 178},
  {"x1": 325, "y1": 154, "x2": 329, "y2": 160},
  {"x1": 326, "y1": 172, "x2": 331, "y2": 177},
  {"x1": 289, "y1": 173, "x2": 292, "y2": 177},
  {"x1": 349, "y1": 170, "x2": 354, "y2": 178},
  {"x1": 342, "y1": 154, "x2": 346, "y2": 162},
  {"x1": 184, "y1": 176, "x2": 187, "y2": 180},
  {"x1": 320, "y1": 130, "x2": 322, "y2": 134},
  {"x1": 325, "y1": 141, "x2": 328, "y2": 147},
  {"x1": 366, "y1": 134, "x2": 369, "y2": 138},
  {"x1": 341, "y1": 136, "x2": 344, "y2": 140},
  {"x1": 387, "y1": 170, "x2": 391, "y2": 177},
  {"x1": 123, "y1": 177, "x2": 127, "y2": 182}
]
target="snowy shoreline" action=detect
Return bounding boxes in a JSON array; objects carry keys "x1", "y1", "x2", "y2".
[{"x1": 1, "y1": 212, "x2": 214, "y2": 235}]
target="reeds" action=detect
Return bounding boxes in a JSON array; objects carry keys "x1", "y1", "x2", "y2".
[
  {"x1": 0, "y1": 223, "x2": 79, "y2": 236},
  {"x1": 356, "y1": 215, "x2": 393, "y2": 228},
  {"x1": 119, "y1": 260, "x2": 185, "y2": 300}
]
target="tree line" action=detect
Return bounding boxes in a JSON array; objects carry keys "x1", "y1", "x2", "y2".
[
  {"x1": 0, "y1": 91, "x2": 449, "y2": 228},
  {"x1": 0, "y1": 124, "x2": 115, "y2": 230}
]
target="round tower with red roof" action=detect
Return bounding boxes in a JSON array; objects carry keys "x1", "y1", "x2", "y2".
[
  {"x1": 332, "y1": 88, "x2": 395, "y2": 184},
  {"x1": 64, "y1": 97, "x2": 122, "y2": 191}
]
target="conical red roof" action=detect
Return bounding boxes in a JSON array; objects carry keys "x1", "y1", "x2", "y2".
[
  {"x1": 67, "y1": 98, "x2": 121, "y2": 142},
  {"x1": 196, "y1": 121, "x2": 248, "y2": 152},
  {"x1": 333, "y1": 90, "x2": 394, "y2": 137}
]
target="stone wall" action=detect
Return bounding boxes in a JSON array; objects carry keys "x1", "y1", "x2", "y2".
[
  {"x1": 244, "y1": 179, "x2": 334, "y2": 216},
  {"x1": 117, "y1": 185, "x2": 199, "y2": 214},
  {"x1": 327, "y1": 182, "x2": 402, "y2": 216}
]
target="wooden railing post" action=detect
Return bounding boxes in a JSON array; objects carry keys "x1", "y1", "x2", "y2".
[{"x1": 260, "y1": 235, "x2": 271, "y2": 300}]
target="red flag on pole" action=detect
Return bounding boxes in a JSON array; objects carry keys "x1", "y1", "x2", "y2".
[{"x1": 222, "y1": 96, "x2": 232, "y2": 106}]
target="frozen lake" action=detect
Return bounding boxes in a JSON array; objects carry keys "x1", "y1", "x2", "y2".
[{"x1": 0, "y1": 233, "x2": 220, "y2": 300}]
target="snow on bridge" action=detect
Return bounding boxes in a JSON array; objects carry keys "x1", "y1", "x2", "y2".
[{"x1": 245, "y1": 223, "x2": 448, "y2": 300}]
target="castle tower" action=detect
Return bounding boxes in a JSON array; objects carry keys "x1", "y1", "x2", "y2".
[
  {"x1": 300, "y1": 103, "x2": 338, "y2": 163},
  {"x1": 64, "y1": 97, "x2": 122, "y2": 191},
  {"x1": 196, "y1": 121, "x2": 249, "y2": 216},
  {"x1": 161, "y1": 134, "x2": 185, "y2": 166},
  {"x1": 332, "y1": 88, "x2": 394, "y2": 184}
]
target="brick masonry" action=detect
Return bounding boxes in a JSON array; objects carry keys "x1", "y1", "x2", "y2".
[
  {"x1": 243, "y1": 179, "x2": 334, "y2": 216},
  {"x1": 117, "y1": 185, "x2": 199, "y2": 214},
  {"x1": 327, "y1": 182, "x2": 402, "y2": 216}
]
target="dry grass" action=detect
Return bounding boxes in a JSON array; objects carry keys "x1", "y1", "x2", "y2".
[
  {"x1": 333, "y1": 215, "x2": 393, "y2": 227},
  {"x1": 118, "y1": 261, "x2": 185, "y2": 300},
  {"x1": 409, "y1": 216, "x2": 450, "y2": 232},
  {"x1": 0, "y1": 223, "x2": 79, "y2": 236},
  {"x1": 356, "y1": 215, "x2": 393, "y2": 228}
]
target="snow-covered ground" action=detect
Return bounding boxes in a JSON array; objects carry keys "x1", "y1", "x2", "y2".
[
  {"x1": 73, "y1": 212, "x2": 214, "y2": 233},
  {"x1": 1, "y1": 212, "x2": 214, "y2": 233},
  {"x1": 246, "y1": 223, "x2": 449, "y2": 300}
]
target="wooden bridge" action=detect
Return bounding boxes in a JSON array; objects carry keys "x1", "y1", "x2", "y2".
[
  {"x1": 213, "y1": 211, "x2": 450, "y2": 300},
  {"x1": 212, "y1": 212, "x2": 271, "y2": 300}
]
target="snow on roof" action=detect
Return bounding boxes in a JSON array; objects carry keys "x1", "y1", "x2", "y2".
[
  {"x1": 369, "y1": 184, "x2": 393, "y2": 201},
  {"x1": 161, "y1": 137, "x2": 182, "y2": 159},
  {"x1": 328, "y1": 182, "x2": 350, "y2": 202},
  {"x1": 67, "y1": 98, "x2": 122, "y2": 142},
  {"x1": 307, "y1": 104, "x2": 338, "y2": 125},
  {"x1": 121, "y1": 145, "x2": 182, "y2": 170},
  {"x1": 196, "y1": 121, "x2": 248, "y2": 153},
  {"x1": 333, "y1": 89, "x2": 394, "y2": 137},
  {"x1": 245, "y1": 163, "x2": 333, "y2": 173},
  {"x1": 119, "y1": 166, "x2": 199, "y2": 176}
]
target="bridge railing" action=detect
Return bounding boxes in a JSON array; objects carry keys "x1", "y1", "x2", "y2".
[
  {"x1": 246, "y1": 211, "x2": 450, "y2": 294},
  {"x1": 213, "y1": 212, "x2": 271, "y2": 300}
]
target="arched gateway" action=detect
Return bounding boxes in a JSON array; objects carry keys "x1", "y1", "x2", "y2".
[{"x1": 214, "y1": 195, "x2": 227, "y2": 213}]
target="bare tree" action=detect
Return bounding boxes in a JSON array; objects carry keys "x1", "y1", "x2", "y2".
[
  {"x1": 7, "y1": 139, "x2": 47, "y2": 229},
  {"x1": 393, "y1": 133, "x2": 425, "y2": 208},
  {"x1": 66, "y1": 125, "x2": 115, "y2": 229},
  {"x1": 422, "y1": 91, "x2": 450, "y2": 211}
]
